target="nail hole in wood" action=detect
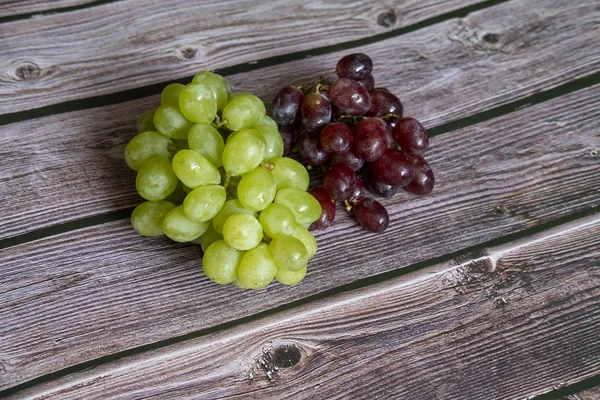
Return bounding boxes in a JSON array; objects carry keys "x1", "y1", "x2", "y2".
[
  {"x1": 482, "y1": 33, "x2": 500, "y2": 43},
  {"x1": 377, "y1": 10, "x2": 397, "y2": 28}
]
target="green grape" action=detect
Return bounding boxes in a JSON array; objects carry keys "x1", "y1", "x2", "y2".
[
  {"x1": 225, "y1": 130, "x2": 238, "y2": 143},
  {"x1": 154, "y1": 105, "x2": 193, "y2": 140},
  {"x1": 274, "y1": 188, "x2": 322, "y2": 225},
  {"x1": 182, "y1": 183, "x2": 193, "y2": 194},
  {"x1": 161, "y1": 83, "x2": 185, "y2": 107},
  {"x1": 222, "y1": 129, "x2": 266, "y2": 176},
  {"x1": 237, "y1": 243, "x2": 277, "y2": 290},
  {"x1": 258, "y1": 203, "x2": 297, "y2": 238},
  {"x1": 223, "y1": 92, "x2": 266, "y2": 131},
  {"x1": 179, "y1": 83, "x2": 218, "y2": 124},
  {"x1": 192, "y1": 71, "x2": 231, "y2": 111},
  {"x1": 254, "y1": 125, "x2": 284, "y2": 161},
  {"x1": 165, "y1": 181, "x2": 187, "y2": 205},
  {"x1": 254, "y1": 115, "x2": 278, "y2": 129},
  {"x1": 275, "y1": 265, "x2": 307, "y2": 286},
  {"x1": 172, "y1": 149, "x2": 221, "y2": 188},
  {"x1": 137, "y1": 110, "x2": 156, "y2": 133},
  {"x1": 270, "y1": 157, "x2": 310, "y2": 191},
  {"x1": 222, "y1": 213, "x2": 263, "y2": 250},
  {"x1": 212, "y1": 199, "x2": 256, "y2": 234},
  {"x1": 163, "y1": 205, "x2": 210, "y2": 242},
  {"x1": 202, "y1": 240, "x2": 243, "y2": 284},
  {"x1": 232, "y1": 278, "x2": 247, "y2": 289},
  {"x1": 237, "y1": 167, "x2": 276, "y2": 212},
  {"x1": 292, "y1": 225, "x2": 317, "y2": 258},
  {"x1": 199, "y1": 224, "x2": 223, "y2": 252},
  {"x1": 131, "y1": 201, "x2": 176, "y2": 237},
  {"x1": 188, "y1": 123, "x2": 225, "y2": 168},
  {"x1": 136, "y1": 156, "x2": 179, "y2": 201},
  {"x1": 124, "y1": 131, "x2": 173, "y2": 171},
  {"x1": 269, "y1": 234, "x2": 309, "y2": 271},
  {"x1": 172, "y1": 139, "x2": 189, "y2": 150},
  {"x1": 183, "y1": 184, "x2": 226, "y2": 222}
]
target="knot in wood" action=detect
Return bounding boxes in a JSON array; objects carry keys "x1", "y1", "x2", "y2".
[
  {"x1": 377, "y1": 10, "x2": 397, "y2": 28},
  {"x1": 14, "y1": 61, "x2": 41, "y2": 81},
  {"x1": 255, "y1": 344, "x2": 301, "y2": 380},
  {"x1": 482, "y1": 33, "x2": 500, "y2": 43},
  {"x1": 178, "y1": 47, "x2": 197, "y2": 60}
]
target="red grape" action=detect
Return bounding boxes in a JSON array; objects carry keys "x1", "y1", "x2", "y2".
[
  {"x1": 298, "y1": 130, "x2": 329, "y2": 166},
  {"x1": 350, "y1": 175, "x2": 366, "y2": 201},
  {"x1": 302, "y1": 92, "x2": 331, "y2": 132},
  {"x1": 406, "y1": 156, "x2": 435, "y2": 195},
  {"x1": 272, "y1": 86, "x2": 304, "y2": 125},
  {"x1": 363, "y1": 165, "x2": 399, "y2": 198},
  {"x1": 354, "y1": 197, "x2": 389, "y2": 233},
  {"x1": 393, "y1": 117, "x2": 429, "y2": 156},
  {"x1": 324, "y1": 163, "x2": 357, "y2": 201},
  {"x1": 278, "y1": 124, "x2": 297, "y2": 156},
  {"x1": 366, "y1": 89, "x2": 403, "y2": 118},
  {"x1": 371, "y1": 149, "x2": 415, "y2": 186},
  {"x1": 336, "y1": 53, "x2": 373, "y2": 80},
  {"x1": 353, "y1": 117, "x2": 389, "y2": 162},
  {"x1": 309, "y1": 186, "x2": 336, "y2": 230},
  {"x1": 320, "y1": 122, "x2": 353, "y2": 154},
  {"x1": 358, "y1": 74, "x2": 375, "y2": 91},
  {"x1": 330, "y1": 78, "x2": 371, "y2": 116},
  {"x1": 330, "y1": 149, "x2": 364, "y2": 171}
]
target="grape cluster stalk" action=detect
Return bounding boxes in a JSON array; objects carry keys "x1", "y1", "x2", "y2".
[
  {"x1": 271, "y1": 53, "x2": 435, "y2": 233},
  {"x1": 126, "y1": 72, "x2": 322, "y2": 290}
]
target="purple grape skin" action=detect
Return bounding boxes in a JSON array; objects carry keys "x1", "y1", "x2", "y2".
[
  {"x1": 272, "y1": 86, "x2": 304, "y2": 125},
  {"x1": 350, "y1": 175, "x2": 366, "y2": 202},
  {"x1": 330, "y1": 149, "x2": 364, "y2": 171},
  {"x1": 366, "y1": 89, "x2": 404, "y2": 118},
  {"x1": 357, "y1": 74, "x2": 375, "y2": 92},
  {"x1": 298, "y1": 130, "x2": 329, "y2": 166},
  {"x1": 371, "y1": 149, "x2": 415, "y2": 187},
  {"x1": 301, "y1": 92, "x2": 332, "y2": 132},
  {"x1": 309, "y1": 186, "x2": 336, "y2": 230},
  {"x1": 336, "y1": 53, "x2": 373, "y2": 80},
  {"x1": 354, "y1": 197, "x2": 389, "y2": 233},
  {"x1": 405, "y1": 156, "x2": 435, "y2": 195},
  {"x1": 323, "y1": 163, "x2": 357, "y2": 201},
  {"x1": 320, "y1": 122, "x2": 353, "y2": 154},
  {"x1": 363, "y1": 165, "x2": 399, "y2": 198},
  {"x1": 393, "y1": 117, "x2": 429, "y2": 156},
  {"x1": 278, "y1": 124, "x2": 297, "y2": 156},
  {"x1": 352, "y1": 117, "x2": 389, "y2": 162},
  {"x1": 330, "y1": 78, "x2": 371, "y2": 116}
]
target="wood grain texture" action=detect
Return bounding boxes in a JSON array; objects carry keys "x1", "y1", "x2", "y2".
[
  {"x1": 0, "y1": 0, "x2": 97, "y2": 18},
  {"x1": 0, "y1": 0, "x2": 484, "y2": 114},
  {"x1": 2, "y1": 0, "x2": 599, "y2": 240},
  {"x1": 1, "y1": 84, "x2": 599, "y2": 390},
  {"x1": 7, "y1": 215, "x2": 600, "y2": 399},
  {"x1": 569, "y1": 385, "x2": 600, "y2": 400}
]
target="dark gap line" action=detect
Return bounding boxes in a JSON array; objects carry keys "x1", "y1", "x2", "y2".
[
  {"x1": 0, "y1": 0, "x2": 122, "y2": 25},
  {"x1": 535, "y1": 374, "x2": 600, "y2": 399},
  {"x1": 1, "y1": 204, "x2": 598, "y2": 398},
  {"x1": 0, "y1": 0, "x2": 510, "y2": 126},
  {"x1": 0, "y1": 71, "x2": 598, "y2": 250}
]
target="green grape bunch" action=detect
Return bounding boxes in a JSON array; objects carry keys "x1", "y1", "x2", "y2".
[{"x1": 125, "y1": 71, "x2": 322, "y2": 289}]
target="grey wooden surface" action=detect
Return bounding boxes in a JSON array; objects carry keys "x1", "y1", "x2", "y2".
[{"x1": 0, "y1": 0, "x2": 599, "y2": 398}]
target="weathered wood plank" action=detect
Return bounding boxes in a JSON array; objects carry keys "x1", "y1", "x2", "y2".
[
  {"x1": 7, "y1": 215, "x2": 600, "y2": 399},
  {"x1": 1, "y1": 84, "x2": 599, "y2": 390},
  {"x1": 0, "y1": 0, "x2": 96, "y2": 19},
  {"x1": 569, "y1": 385, "x2": 600, "y2": 400},
  {"x1": 2, "y1": 0, "x2": 599, "y2": 240},
  {"x1": 0, "y1": 0, "x2": 484, "y2": 114}
]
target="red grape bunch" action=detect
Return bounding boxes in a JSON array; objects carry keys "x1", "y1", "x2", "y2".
[{"x1": 271, "y1": 53, "x2": 435, "y2": 233}]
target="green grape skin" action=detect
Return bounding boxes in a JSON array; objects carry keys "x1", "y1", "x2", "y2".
[
  {"x1": 225, "y1": 130, "x2": 238, "y2": 144},
  {"x1": 212, "y1": 199, "x2": 256, "y2": 234},
  {"x1": 125, "y1": 131, "x2": 173, "y2": 171},
  {"x1": 237, "y1": 167, "x2": 276, "y2": 212},
  {"x1": 131, "y1": 201, "x2": 176, "y2": 237},
  {"x1": 202, "y1": 240, "x2": 243, "y2": 284},
  {"x1": 274, "y1": 188, "x2": 322, "y2": 225},
  {"x1": 182, "y1": 183, "x2": 193, "y2": 194},
  {"x1": 222, "y1": 129, "x2": 267, "y2": 176},
  {"x1": 292, "y1": 225, "x2": 318, "y2": 258},
  {"x1": 237, "y1": 243, "x2": 277, "y2": 290},
  {"x1": 172, "y1": 149, "x2": 221, "y2": 188},
  {"x1": 258, "y1": 203, "x2": 297, "y2": 238},
  {"x1": 136, "y1": 156, "x2": 179, "y2": 201},
  {"x1": 165, "y1": 181, "x2": 187, "y2": 205},
  {"x1": 188, "y1": 123, "x2": 225, "y2": 168},
  {"x1": 275, "y1": 265, "x2": 307, "y2": 286},
  {"x1": 163, "y1": 205, "x2": 210, "y2": 242},
  {"x1": 183, "y1": 184, "x2": 226, "y2": 222},
  {"x1": 223, "y1": 92, "x2": 266, "y2": 131},
  {"x1": 254, "y1": 115, "x2": 278, "y2": 129},
  {"x1": 222, "y1": 213, "x2": 263, "y2": 250},
  {"x1": 199, "y1": 224, "x2": 223, "y2": 252},
  {"x1": 161, "y1": 83, "x2": 185, "y2": 107},
  {"x1": 232, "y1": 278, "x2": 248, "y2": 289},
  {"x1": 270, "y1": 157, "x2": 310, "y2": 191},
  {"x1": 137, "y1": 110, "x2": 156, "y2": 133},
  {"x1": 154, "y1": 105, "x2": 194, "y2": 140},
  {"x1": 254, "y1": 125, "x2": 284, "y2": 161},
  {"x1": 179, "y1": 83, "x2": 218, "y2": 124},
  {"x1": 269, "y1": 234, "x2": 309, "y2": 271},
  {"x1": 192, "y1": 71, "x2": 231, "y2": 111}
]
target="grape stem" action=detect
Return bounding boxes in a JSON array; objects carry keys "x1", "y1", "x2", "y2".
[
  {"x1": 222, "y1": 174, "x2": 231, "y2": 190},
  {"x1": 260, "y1": 162, "x2": 275, "y2": 170},
  {"x1": 344, "y1": 200, "x2": 352, "y2": 212}
]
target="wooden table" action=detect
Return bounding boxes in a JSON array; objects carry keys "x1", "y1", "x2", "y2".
[{"x1": 1, "y1": 0, "x2": 599, "y2": 398}]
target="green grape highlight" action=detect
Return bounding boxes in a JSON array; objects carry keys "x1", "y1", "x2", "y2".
[
  {"x1": 153, "y1": 105, "x2": 194, "y2": 140},
  {"x1": 222, "y1": 213, "x2": 263, "y2": 250},
  {"x1": 275, "y1": 265, "x2": 307, "y2": 286},
  {"x1": 202, "y1": 240, "x2": 243, "y2": 284},
  {"x1": 237, "y1": 166, "x2": 276, "y2": 212},
  {"x1": 274, "y1": 188, "x2": 322, "y2": 225},
  {"x1": 179, "y1": 83, "x2": 218, "y2": 123},
  {"x1": 188, "y1": 123, "x2": 225, "y2": 168},
  {"x1": 136, "y1": 156, "x2": 179, "y2": 201},
  {"x1": 125, "y1": 131, "x2": 173, "y2": 171},
  {"x1": 192, "y1": 71, "x2": 231, "y2": 111},
  {"x1": 222, "y1": 129, "x2": 266, "y2": 176},
  {"x1": 223, "y1": 92, "x2": 266, "y2": 131},
  {"x1": 258, "y1": 203, "x2": 297, "y2": 238},
  {"x1": 163, "y1": 205, "x2": 210, "y2": 242},
  {"x1": 172, "y1": 149, "x2": 221, "y2": 188},
  {"x1": 212, "y1": 199, "x2": 256, "y2": 234},
  {"x1": 270, "y1": 157, "x2": 310, "y2": 191},
  {"x1": 270, "y1": 234, "x2": 309, "y2": 271},
  {"x1": 131, "y1": 201, "x2": 176, "y2": 237},
  {"x1": 161, "y1": 83, "x2": 185, "y2": 107},
  {"x1": 137, "y1": 110, "x2": 156, "y2": 133},
  {"x1": 237, "y1": 243, "x2": 277, "y2": 289},
  {"x1": 183, "y1": 184, "x2": 226, "y2": 222}
]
